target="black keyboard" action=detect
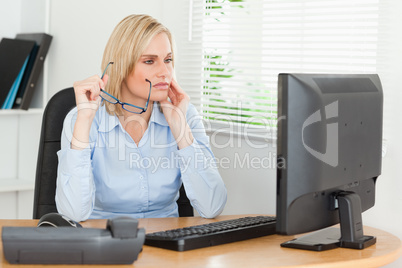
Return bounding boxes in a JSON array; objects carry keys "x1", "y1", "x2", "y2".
[{"x1": 145, "y1": 216, "x2": 276, "y2": 251}]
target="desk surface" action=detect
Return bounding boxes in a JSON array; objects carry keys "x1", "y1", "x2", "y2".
[{"x1": 0, "y1": 215, "x2": 401, "y2": 268}]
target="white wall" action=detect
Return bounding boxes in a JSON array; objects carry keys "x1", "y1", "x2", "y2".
[
  {"x1": 0, "y1": 0, "x2": 47, "y2": 36},
  {"x1": 363, "y1": 5, "x2": 402, "y2": 267},
  {"x1": 0, "y1": 0, "x2": 21, "y2": 38},
  {"x1": 210, "y1": 133, "x2": 276, "y2": 215},
  {"x1": 363, "y1": 0, "x2": 402, "y2": 257}
]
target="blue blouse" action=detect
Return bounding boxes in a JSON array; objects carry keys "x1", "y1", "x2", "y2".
[{"x1": 55, "y1": 102, "x2": 227, "y2": 222}]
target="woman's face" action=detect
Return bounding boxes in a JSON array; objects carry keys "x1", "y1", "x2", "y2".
[{"x1": 121, "y1": 32, "x2": 173, "y2": 106}]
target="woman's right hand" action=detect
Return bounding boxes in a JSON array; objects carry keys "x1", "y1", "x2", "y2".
[{"x1": 73, "y1": 74, "x2": 109, "y2": 120}]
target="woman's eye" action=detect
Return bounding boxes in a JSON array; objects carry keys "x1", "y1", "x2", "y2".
[
  {"x1": 144, "y1": 60, "x2": 154, "y2": 64},
  {"x1": 165, "y1": 58, "x2": 173, "y2": 63}
]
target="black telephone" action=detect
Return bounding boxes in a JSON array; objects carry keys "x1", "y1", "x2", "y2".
[{"x1": 2, "y1": 217, "x2": 145, "y2": 264}]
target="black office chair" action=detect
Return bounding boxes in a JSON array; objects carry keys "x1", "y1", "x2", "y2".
[{"x1": 33, "y1": 87, "x2": 193, "y2": 219}]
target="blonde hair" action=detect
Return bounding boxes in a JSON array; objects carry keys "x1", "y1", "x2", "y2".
[{"x1": 101, "y1": 14, "x2": 174, "y2": 115}]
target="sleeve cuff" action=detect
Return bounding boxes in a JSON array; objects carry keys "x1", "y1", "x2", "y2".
[
  {"x1": 57, "y1": 146, "x2": 92, "y2": 177},
  {"x1": 174, "y1": 139, "x2": 216, "y2": 173}
]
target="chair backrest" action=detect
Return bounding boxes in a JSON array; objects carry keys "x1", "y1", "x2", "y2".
[
  {"x1": 33, "y1": 87, "x2": 193, "y2": 219},
  {"x1": 33, "y1": 87, "x2": 76, "y2": 219}
]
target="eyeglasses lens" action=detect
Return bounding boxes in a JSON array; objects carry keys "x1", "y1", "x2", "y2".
[
  {"x1": 100, "y1": 91, "x2": 118, "y2": 104},
  {"x1": 123, "y1": 105, "x2": 143, "y2": 114}
]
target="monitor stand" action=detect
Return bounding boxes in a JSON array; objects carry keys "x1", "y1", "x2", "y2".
[{"x1": 280, "y1": 191, "x2": 376, "y2": 251}]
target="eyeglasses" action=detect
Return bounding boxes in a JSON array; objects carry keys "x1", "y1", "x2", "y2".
[{"x1": 99, "y1": 62, "x2": 152, "y2": 114}]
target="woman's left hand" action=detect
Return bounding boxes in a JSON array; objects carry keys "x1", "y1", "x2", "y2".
[{"x1": 160, "y1": 79, "x2": 194, "y2": 149}]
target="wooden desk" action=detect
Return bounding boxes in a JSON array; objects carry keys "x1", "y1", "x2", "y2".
[{"x1": 0, "y1": 215, "x2": 401, "y2": 268}]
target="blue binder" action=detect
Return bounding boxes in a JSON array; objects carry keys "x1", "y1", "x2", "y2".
[
  {"x1": 0, "y1": 38, "x2": 36, "y2": 109},
  {"x1": 1, "y1": 55, "x2": 30, "y2": 109},
  {"x1": 14, "y1": 33, "x2": 52, "y2": 110}
]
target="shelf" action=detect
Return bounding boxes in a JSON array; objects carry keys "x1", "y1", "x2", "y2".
[
  {"x1": 0, "y1": 108, "x2": 44, "y2": 116},
  {"x1": 0, "y1": 179, "x2": 35, "y2": 193}
]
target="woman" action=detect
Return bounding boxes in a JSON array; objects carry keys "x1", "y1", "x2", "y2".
[{"x1": 56, "y1": 14, "x2": 227, "y2": 222}]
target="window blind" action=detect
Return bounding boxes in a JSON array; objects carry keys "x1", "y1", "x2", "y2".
[{"x1": 177, "y1": 0, "x2": 383, "y2": 135}]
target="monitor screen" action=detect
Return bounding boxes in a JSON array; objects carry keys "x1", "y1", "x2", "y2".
[{"x1": 276, "y1": 73, "x2": 383, "y2": 251}]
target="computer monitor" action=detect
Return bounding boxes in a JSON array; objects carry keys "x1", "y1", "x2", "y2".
[{"x1": 276, "y1": 73, "x2": 383, "y2": 251}]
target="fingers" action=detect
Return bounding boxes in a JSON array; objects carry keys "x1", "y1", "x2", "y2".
[
  {"x1": 169, "y1": 79, "x2": 189, "y2": 105},
  {"x1": 73, "y1": 75, "x2": 105, "y2": 102},
  {"x1": 101, "y1": 74, "x2": 109, "y2": 89},
  {"x1": 168, "y1": 87, "x2": 176, "y2": 103},
  {"x1": 170, "y1": 79, "x2": 185, "y2": 95}
]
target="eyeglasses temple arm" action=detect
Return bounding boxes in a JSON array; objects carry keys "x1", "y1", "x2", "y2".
[
  {"x1": 144, "y1": 79, "x2": 152, "y2": 111},
  {"x1": 101, "y1": 61, "x2": 114, "y2": 79}
]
